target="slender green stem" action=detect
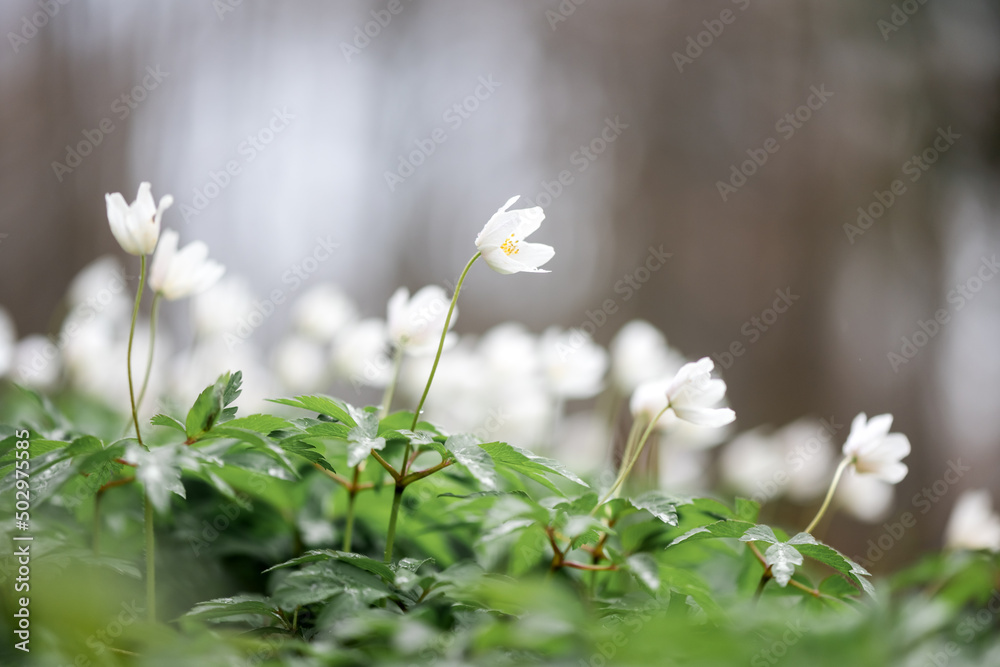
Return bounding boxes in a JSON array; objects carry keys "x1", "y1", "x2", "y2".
[
  {"x1": 594, "y1": 405, "x2": 670, "y2": 512},
  {"x1": 144, "y1": 491, "x2": 156, "y2": 623},
  {"x1": 804, "y1": 456, "x2": 852, "y2": 535},
  {"x1": 380, "y1": 346, "x2": 404, "y2": 421},
  {"x1": 135, "y1": 292, "x2": 161, "y2": 415},
  {"x1": 127, "y1": 256, "x2": 147, "y2": 447},
  {"x1": 384, "y1": 485, "x2": 405, "y2": 563},
  {"x1": 409, "y1": 252, "x2": 480, "y2": 432},
  {"x1": 342, "y1": 467, "x2": 361, "y2": 552}
]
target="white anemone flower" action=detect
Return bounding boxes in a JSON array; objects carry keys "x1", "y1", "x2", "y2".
[
  {"x1": 387, "y1": 285, "x2": 455, "y2": 355},
  {"x1": 191, "y1": 275, "x2": 255, "y2": 336},
  {"x1": 835, "y1": 469, "x2": 895, "y2": 523},
  {"x1": 842, "y1": 413, "x2": 910, "y2": 484},
  {"x1": 474, "y1": 195, "x2": 554, "y2": 274},
  {"x1": 293, "y1": 283, "x2": 358, "y2": 341},
  {"x1": 149, "y1": 229, "x2": 225, "y2": 300},
  {"x1": 105, "y1": 182, "x2": 172, "y2": 256},
  {"x1": 944, "y1": 489, "x2": 1000, "y2": 552},
  {"x1": 609, "y1": 319, "x2": 686, "y2": 394},
  {"x1": 630, "y1": 357, "x2": 735, "y2": 428},
  {"x1": 331, "y1": 318, "x2": 392, "y2": 389},
  {"x1": 539, "y1": 327, "x2": 609, "y2": 400}
]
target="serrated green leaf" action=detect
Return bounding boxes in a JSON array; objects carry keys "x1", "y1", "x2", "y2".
[
  {"x1": 268, "y1": 395, "x2": 355, "y2": 426},
  {"x1": 668, "y1": 520, "x2": 756, "y2": 548},
  {"x1": 444, "y1": 434, "x2": 497, "y2": 490},
  {"x1": 793, "y1": 541, "x2": 875, "y2": 597},
  {"x1": 626, "y1": 553, "x2": 661, "y2": 596},
  {"x1": 186, "y1": 373, "x2": 230, "y2": 440},
  {"x1": 183, "y1": 595, "x2": 282, "y2": 625},
  {"x1": 151, "y1": 414, "x2": 185, "y2": 433},
  {"x1": 223, "y1": 414, "x2": 294, "y2": 433},
  {"x1": 346, "y1": 406, "x2": 385, "y2": 467},
  {"x1": 480, "y1": 441, "x2": 588, "y2": 495},
  {"x1": 764, "y1": 542, "x2": 803, "y2": 587},
  {"x1": 265, "y1": 549, "x2": 396, "y2": 583},
  {"x1": 630, "y1": 491, "x2": 682, "y2": 526},
  {"x1": 739, "y1": 525, "x2": 780, "y2": 545}
]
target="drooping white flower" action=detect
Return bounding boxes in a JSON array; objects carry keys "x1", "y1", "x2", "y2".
[
  {"x1": 293, "y1": 283, "x2": 357, "y2": 341},
  {"x1": 842, "y1": 412, "x2": 910, "y2": 484},
  {"x1": 944, "y1": 489, "x2": 1000, "y2": 552},
  {"x1": 387, "y1": 285, "x2": 455, "y2": 355},
  {"x1": 105, "y1": 182, "x2": 172, "y2": 256},
  {"x1": 835, "y1": 469, "x2": 895, "y2": 523},
  {"x1": 0, "y1": 306, "x2": 16, "y2": 377},
  {"x1": 474, "y1": 195, "x2": 554, "y2": 275},
  {"x1": 539, "y1": 327, "x2": 609, "y2": 400},
  {"x1": 149, "y1": 229, "x2": 225, "y2": 300},
  {"x1": 609, "y1": 320, "x2": 686, "y2": 394},
  {"x1": 630, "y1": 357, "x2": 735, "y2": 428}
]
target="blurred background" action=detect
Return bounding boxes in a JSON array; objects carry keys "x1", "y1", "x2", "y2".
[{"x1": 1, "y1": 0, "x2": 998, "y2": 568}]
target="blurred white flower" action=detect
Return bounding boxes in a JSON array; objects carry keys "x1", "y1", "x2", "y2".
[
  {"x1": 331, "y1": 318, "x2": 392, "y2": 389},
  {"x1": 474, "y1": 195, "x2": 554, "y2": 274},
  {"x1": 10, "y1": 335, "x2": 62, "y2": 391},
  {"x1": 66, "y1": 255, "x2": 132, "y2": 323},
  {"x1": 720, "y1": 427, "x2": 788, "y2": 499},
  {"x1": 0, "y1": 306, "x2": 16, "y2": 377},
  {"x1": 781, "y1": 419, "x2": 837, "y2": 503},
  {"x1": 273, "y1": 334, "x2": 329, "y2": 393},
  {"x1": 630, "y1": 357, "x2": 735, "y2": 428},
  {"x1": 149, "y1": 229, "x2": 225, "y2": 300},
  {"x1": 293, "y1": 283, "x2": 357, "y2": 341},
  {"x1": 554, "y1": 411, "x2": 612, "y2": 474},
  {"x1": 658, "y1": 447, "x2": 711, "y2": 494},
  {"x1": 842, "y1": 413, "x2": 910, "y2": 484},
  {"x1": 478, "y1": 323, "x2": 540, "y2": 385},
  {"x1": 191, "y1": 275, "x2": 255, "y2": 336},
  {"x1": 539, "y1": 327, "x2": 608, "y2": 400},
  {"x1": 609, "y1": 319, "x2": 686, "y2": 394},
  {"x1": 944, "y1": 489, "x2": 1000, "y2": 552},
  {"x1": 836, "y1": 468, "x2": 894, "y2": 523},
  {"x1": 387, "y1": 285, "x2": 455, "y2": 355},
  {"x1": 105, "y1": 182, "x2": 172, "y2": 256}
]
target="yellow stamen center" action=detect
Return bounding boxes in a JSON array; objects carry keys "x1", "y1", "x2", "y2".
[{"x1": 500, "y1": 233, "x2": 520, "y2": 256}]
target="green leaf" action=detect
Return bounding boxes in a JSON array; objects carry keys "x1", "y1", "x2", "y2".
[
  {"x1": 444, "y1": 434, "x2": 497, "y2": 490},
  {"x1": 792, "y1": 538, "x2": 875, "y2": 597},
  {"x1": 763, "y1": 542, "x2": 803, "y2": 587},
  {"x1": 151, "y1": 414, "x2": 185, "y2": 433},
  {"x1": 479, "y1": 441, "x2": 588, "y2": 495},
  {"x1": 223, "y1": 414, "x2": 294, "y2": 433},
  {"x1": 346, "y1": 406, "x2": 385, "y2": 467},
  {"x1": 738, "y1": 525, "x2": 780, "y2": 545},
  {"x1": 265, "y1": 549, "x2": 396, "y2": 583},
  {"x1": 268, "y1": 395, "x2": 355, "y2": 426},
  {"x1": 126, "y1": 443, "x2": 192, "y2": 513},
  {"x1": 735, "y1": 497, "x2": 761, "y2": 523},
  {"x1": 185, "y1": 372, "x2": 231, "y2": 440},
  {"x1": 667, "y1": 520, "x2": 756, "y2": 548},
  {"x1": 626, "y1": 553, "x2": 661, "y2": 596},
  {"x1": 222, "y1": 371, "x2": 243, "y2": 408},
  {"x1": 630, "y1": 491, "x2": 683, "y2": 526},
  {"x1": 182, "y1": 595, "x2": 283, "y2": 625},
  {"x1": 271, "y1": 561, "x2": 390, "y2": 611}
]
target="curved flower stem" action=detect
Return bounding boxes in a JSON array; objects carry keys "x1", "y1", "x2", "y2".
[
  {"x1": 135, "y1": 292, "x2": 161, "y2": 416},
  {"x1": 127, "y1": 256, "x2": 147, "y2": 448},
  {"x1": 383, "y1": 485, "x2": 405, "y2": 563},
  {"x1": 593, "y1": 405, "x2": 670, "y2": 512},
  {"x1": 379, "y1": 346, "x2": 404, "y2": 420},
  {"x1": 804, "y1": 456, "x2": 852, "y2": 535},
  {"x1": 409, "y1": 252, "x2": 480, "y2": 432},
  {"x1": 144, "y1": 492, "x2": 156, "y2": 623}
]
